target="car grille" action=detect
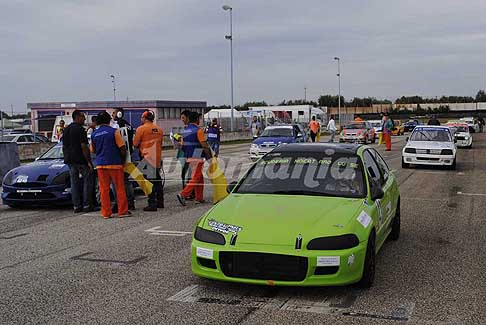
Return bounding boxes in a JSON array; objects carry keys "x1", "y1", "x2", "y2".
[
  {"x1": 7, "y1": 192, "x2": 56, "y2": 200},
  {"x1": 11, "y1": 182, "x2": 47, "y2": 188},
  {"x1": 416, "y1": 157, "x2": 440, "y2": 161},
  {"x1": 456, "y1": 136, "x2": 465, "y2": 140},
  {"x1": 260, "y1": 144, "x2": 276, "y2": 148},
  {"x1": 219, "y1": 252, "x2": 308, "y2": 282}
]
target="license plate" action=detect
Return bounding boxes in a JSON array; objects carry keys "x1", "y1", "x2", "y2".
[{"x1": 16, "y1": 189, "x2": 42, "y2": 193}]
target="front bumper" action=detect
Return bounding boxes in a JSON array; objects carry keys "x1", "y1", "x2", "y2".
[
  {"x1": 191, "y1": 241, "x2": 367, "y2": 286},
  {"x1": 455, "y1": 138, "x2": 472, "y2": 148},
  {"x1": 1, "y1": 184, "x2": 72, "y2": 206},
  {"x1": 339, "y1": 136, "x2": 366, "y2": 144},
  {"x1": 402, "y1": 153, "x2": 455, "y2": 166}
]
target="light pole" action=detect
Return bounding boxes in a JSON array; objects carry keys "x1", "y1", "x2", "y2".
[
  {"x1": 223, "y1": 5, "x2": 234, "y2": 132},
  {"x1": 334, "y1": 57, "x2": 341, "y2": 125},
  {"x1": 110, "y1": 74, "x2": 116, "y2": 101}
]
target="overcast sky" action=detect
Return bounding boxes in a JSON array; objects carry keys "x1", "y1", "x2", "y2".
[{"x1": 1, "y1": 0, "x2": 486, "y2": 112}]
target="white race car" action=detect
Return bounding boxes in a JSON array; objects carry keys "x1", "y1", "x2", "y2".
[
  {"x1": 446, "y1": 122, "x2": 473, "y2": 149},
  {"x1": 459, "y1": 117, "x2": 480, "y2": 133},
  {"x1": 402, "y1": 125, "x2": 457, "y2": 169}
]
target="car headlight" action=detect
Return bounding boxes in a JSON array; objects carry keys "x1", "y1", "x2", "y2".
[
  {"x1": 52, "y1": 171, "x2": 70, "y2": 185},
  {"x1": 404, "y1": 148, "x2": 416, "y2": 153},
  {"x1": 251, "y1": 144, "x2": 259, "y2": 149},
  {"x1": 194, "y1": 226, "x2": 226, "y2": 245},
  {"x1": 441, "y1": 149, "x2": 454, "y2": 155},
  {"x1": 307, "y1": 234, "x2": 359, "y2": 250},
  {"x1": 2, "y1": 171, "x2": 14, "y2": 186}
]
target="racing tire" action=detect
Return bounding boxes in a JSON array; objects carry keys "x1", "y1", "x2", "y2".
[
  {"x1": 401, "y1": 157, "x2": 410, "y2": 169},
  {"x1": 448, "y1": 158, "x2": 457, "y2": 170},
  {"x1": 389, "y1": 198, "x2": 400, "y2": 241},
  {"x1": 357, "y1": 232, "x2": 376, "y2": 288}
]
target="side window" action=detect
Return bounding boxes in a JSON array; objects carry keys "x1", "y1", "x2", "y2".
[
  {"x1": 362, "y1": 150, "x2": 384, "y2": 187},
  {"x1": 18, "y1": 136, "x2": 27, "y2": 143},
  {"x1": 369, "y1": 149, "x2": 389, "y2": 181}
]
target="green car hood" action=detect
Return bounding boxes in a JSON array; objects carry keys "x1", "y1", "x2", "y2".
[{"x1": 201, "y1": 194, "x2": 365, "y2": 247}]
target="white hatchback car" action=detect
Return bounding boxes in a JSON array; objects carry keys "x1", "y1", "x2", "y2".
[
  {"x1": 446, "y1": 123, "x2": 472, "y2": 149},
  {"x1": 402, "y1": 125, "x2": 457, "y2": 169}
]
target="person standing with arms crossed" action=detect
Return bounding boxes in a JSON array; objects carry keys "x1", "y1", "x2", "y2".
[
  {"x1": 63, "y1": 110, "x2": 94, "y2": 213},
  {"x1": 90, "y1": 111, "x2": 130, "y2": 219},
  {"x1": 133, "y1": 110, "x2": 164, "y2": 211},
  {"x1": 327, "y1": 115, "x2": 337, "y2": 143},
  {"x1": 177, "y1": 112, "x2": 213, "y2": 206},
  {"x1": 309, "y1": 116, "x2": 320, "y2": 142}
]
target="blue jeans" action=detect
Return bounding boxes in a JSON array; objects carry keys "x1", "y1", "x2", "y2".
[
  {"x1": 208, "y1": 141, "x2": 220, "y2": 156},
  {"x1": 68, "y1": 164, "x2": 92, "y2": 209}
]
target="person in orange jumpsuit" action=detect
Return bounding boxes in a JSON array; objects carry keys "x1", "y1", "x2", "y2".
[{"x1": 90, "y1": 111, "x2": 129, "y2": 219}]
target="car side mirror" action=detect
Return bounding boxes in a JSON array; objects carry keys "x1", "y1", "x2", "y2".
[
  {"x1": 227, "y1": 181, "x2": 238, "y2": 193},
  {"x1": 405, "y1": 137, "x2": 409, "y2": 142},
  {"x1": 371, "y1": 186, "x2": 384, "y2": 201},
  {"x1": 297, "y1": 132, "x2": 303, "y2": 137}
]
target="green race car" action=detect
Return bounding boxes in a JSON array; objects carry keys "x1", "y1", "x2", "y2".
[{"x1": 191, "y1": 143, "x2": 400, "y2": 287}]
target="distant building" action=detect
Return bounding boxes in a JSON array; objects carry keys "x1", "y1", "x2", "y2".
[{"x1": 28, "y1": 100, "x2": 206, "y2": 137}]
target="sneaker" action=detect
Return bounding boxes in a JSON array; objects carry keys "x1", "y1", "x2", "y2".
[
  {"x1": 83, "y1": 206, "x2": 96, "y2": 213},
  {"x1": 176, "y1": 194, "x2": 186, "y2": 206},
  {"x1": 103, "y1": 215, "x2": 112, "y2": 219},
  {"x1": 118, "y1": 211, "x2": 132, "y2": 218},
  {"x1": 74, "y1": 207, "x2": 83, "y2": 213},
  {"x1": 143, "y1": 206, "x2": 157, "y2": 212},
  {"x1": 195, "y1": 200, "x2": 205, "y2": 204}
]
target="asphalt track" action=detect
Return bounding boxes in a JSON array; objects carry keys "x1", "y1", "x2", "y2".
[{"x1": 1, "y1": 134, "x2": 485, "y2": 324}]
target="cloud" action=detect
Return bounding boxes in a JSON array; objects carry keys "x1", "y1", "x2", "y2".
[{"x1": 1, "y1": 0, "x2": 486, "y2": 112}]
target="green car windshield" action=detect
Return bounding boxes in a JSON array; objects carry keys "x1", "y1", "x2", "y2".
[{"x1": 236, "y1": 151, "x2": 366, "y2": 198}]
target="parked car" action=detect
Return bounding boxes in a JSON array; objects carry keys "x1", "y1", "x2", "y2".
[
  {"x1": 459, "y1": 117, "x2": 480, "y2": 133},
  {"x1": 339, "y1": 121, "x2": 376, "y2": 144},
  {"x1": 446, "y1": 122, "x2": 472, "y2": 149},
  {"x1": 403, "y1": 120, "x2": 420, "y2": 132},
  {"x1": 1, "y1": 143, "x2": 72, "y2": 207},
  {"x1": 0, "y1": 134, "x2": 44, "y2": 144},
  {"x1": 391, "y1": 120, "x2": 405, "y2": 136},
  {"x1": 402, "y1": 125, "x2": 457, "y2": 169},
  {"x1": 249, "y1": 124, "x2": 308, "y2": 160},
  {"x1": 368, "y1": 120, "x2": 383, "y2": 135}
]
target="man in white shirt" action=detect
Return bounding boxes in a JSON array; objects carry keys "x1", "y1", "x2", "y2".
[{"x1": 327, "y1": 115, "x2": 337, "y2": 143}]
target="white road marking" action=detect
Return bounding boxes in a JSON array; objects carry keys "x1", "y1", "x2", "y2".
[
  {"x1": 456, "y1": 191, "x2": 486, "y2": 197},
  {"x1": 145, "y1": 226, "x2": 192, "y2": 236}
]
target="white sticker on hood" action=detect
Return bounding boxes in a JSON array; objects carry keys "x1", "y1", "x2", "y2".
[
  {"x1": 357, "y1": 211, "x2": 372, "y2": 228},
  {"x1": 49, "y1": 164, "x2": 65, "y2": 169}
]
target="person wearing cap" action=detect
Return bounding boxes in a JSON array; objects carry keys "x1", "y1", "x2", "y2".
[
  {"x1": 177, "y1": 111, "x2": 213, "y2": 205},
  {"x1": 133, "y1": 110, "x2": 164, "y2": 211},
  {"x1": 90, "y1": 111, "x2": 130, "y2": 218}
]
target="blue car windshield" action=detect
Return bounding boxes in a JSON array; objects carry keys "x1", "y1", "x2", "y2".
[
  {"x1": 236, "y1": 151, "x2": 366, "y2": 198},
  {"x1": 39, "y1": 145, "x2": 64, "y2": 160},
  {"x1": 260, "y1": 128, "x2": 293, "y2": 137}
]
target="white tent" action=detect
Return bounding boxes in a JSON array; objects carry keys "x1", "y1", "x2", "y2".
[{"x1": 204, "y1": 109, "x2": 244, "y2": 119}]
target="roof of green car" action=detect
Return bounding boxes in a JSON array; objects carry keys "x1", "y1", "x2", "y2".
[{"x1": 274, "y1": 143, "x2": 364, "y2": 155}]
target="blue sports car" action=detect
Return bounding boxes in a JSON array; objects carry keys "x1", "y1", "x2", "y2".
[{"x1": 2, "y1": 144, "x2": 72, "y2": 207}]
